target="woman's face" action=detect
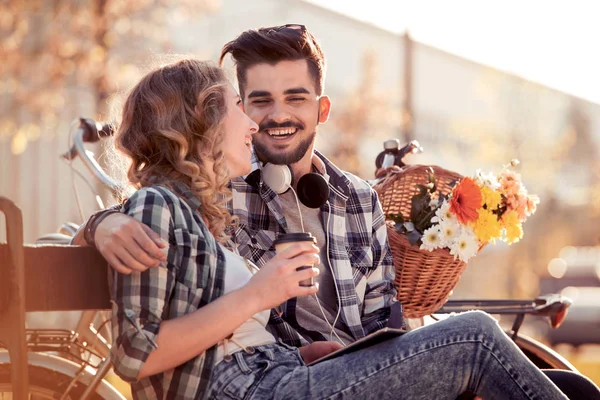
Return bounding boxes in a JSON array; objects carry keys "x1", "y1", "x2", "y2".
[{"x1": 221, "y1": 85, "x2": 258, "y2": 178}]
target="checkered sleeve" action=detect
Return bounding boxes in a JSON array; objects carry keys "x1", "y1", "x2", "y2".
[
  {"x1": 361, "y1": 188, "x2": 399, "y2": 334},
  {"x1": 110, "y1": 187, "x2": 176, "y2": 382}
]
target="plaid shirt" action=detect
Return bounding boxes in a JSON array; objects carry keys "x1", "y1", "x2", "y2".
[
  {"x1": 231, "y1": 150, "x2": 399, "y2": 347},
  {"x1": 111, "y1": 184, "x2": 224, "y2": 400}
]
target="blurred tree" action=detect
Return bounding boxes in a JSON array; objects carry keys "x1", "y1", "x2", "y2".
[
  {"x1": 0, "y1": 0, "x2": 217, "y2": 155},
  {"x1": 328, "y1": 51, "x2": 393, "y2": 175}
]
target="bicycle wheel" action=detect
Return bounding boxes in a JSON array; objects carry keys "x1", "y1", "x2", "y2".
[{"x1": 0, "y1": 364, "x2": 104, "y2": 400}]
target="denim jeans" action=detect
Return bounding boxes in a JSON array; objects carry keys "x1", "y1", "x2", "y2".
[{"x1": 206, "y1": 311, "x2": 568, "y2": 400}]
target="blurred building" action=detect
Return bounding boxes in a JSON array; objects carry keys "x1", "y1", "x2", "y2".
[{"x1": 2, "y1": 0, "x2": 599, "y2": 301}]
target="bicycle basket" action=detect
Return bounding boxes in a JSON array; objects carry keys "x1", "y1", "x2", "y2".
[{"x1": 374, "y1": 164, "x2": 468, "y2": 319}]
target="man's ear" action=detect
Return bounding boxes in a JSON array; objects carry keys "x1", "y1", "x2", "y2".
[{"x1": 317, "y1": 96, "x2": 331, "y2": 124}]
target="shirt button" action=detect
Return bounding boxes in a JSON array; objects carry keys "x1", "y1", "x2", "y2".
[{"x1": 251, "y1": 237, "x2": 258, "y2": 244}]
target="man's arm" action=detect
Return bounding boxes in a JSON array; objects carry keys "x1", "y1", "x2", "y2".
[
  {"x1": 71, "y1": 208, "x2": 167, "y2": 274},
  {"x1": 360, "y1": 189, "x2": 399, "y2": 334}
]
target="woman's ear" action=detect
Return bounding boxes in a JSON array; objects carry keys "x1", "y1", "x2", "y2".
[{"x1": 317, "y1": 96, "x2": 331, "y2": 124}]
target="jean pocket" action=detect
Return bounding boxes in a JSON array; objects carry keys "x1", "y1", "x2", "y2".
[{"x1": 221, "y1": 357, "x2": 271, "y2": 400}]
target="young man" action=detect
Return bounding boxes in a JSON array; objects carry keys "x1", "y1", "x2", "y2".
[{"x1": 219, "y1": 24, "x2": 397, "y2": 349}]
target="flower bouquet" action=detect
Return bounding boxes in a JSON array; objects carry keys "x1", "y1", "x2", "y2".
[
  {"x1": 390, "y1": 161, "x2": 540, "y2": 262},
  {"x1": 373, "y1": 162, "x2": 539, "y2": 318}
]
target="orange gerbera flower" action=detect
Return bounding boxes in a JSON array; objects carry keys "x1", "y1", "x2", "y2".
[{"x1": 449, "y1": 177, "x2": 482, "y2": 224}]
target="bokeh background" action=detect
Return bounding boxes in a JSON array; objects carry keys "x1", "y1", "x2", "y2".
[{"x1": 1, "y1": 0, "x2": 599, "y2": 393}]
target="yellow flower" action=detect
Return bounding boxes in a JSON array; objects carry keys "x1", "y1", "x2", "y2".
[
  {"x1": 502, "y1": 210, "x2": 523, "y2": 244},
  {"x1": 471, "y1": 208, "x2": 503, "y2": 244},
  {"x1": 480, "y1": 186, "x2": 502, "y2": 210}
]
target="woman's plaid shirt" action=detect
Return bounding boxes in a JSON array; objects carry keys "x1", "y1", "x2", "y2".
[
  {"x1": 230, "y1": 150, "x2": 400, "y2": 347},
  {"x1": 110, "y1": 184, "x2": 224, "y2": 399}
]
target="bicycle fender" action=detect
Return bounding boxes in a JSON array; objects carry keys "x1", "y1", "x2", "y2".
[{"x1": 513, "y1": 334, "x2": 579, "y2": 372}]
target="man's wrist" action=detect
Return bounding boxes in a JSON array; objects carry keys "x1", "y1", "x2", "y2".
[{"x1": 83, "y1": 206, "x2": 121, "y2": 247}]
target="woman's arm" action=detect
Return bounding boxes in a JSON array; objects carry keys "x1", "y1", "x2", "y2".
[
  {"x1": 139, "y1": 244, "x2": 321, "y2": 379},
  {"x1": 111, "y1": 187, "x2": 320, "y2": 381}
]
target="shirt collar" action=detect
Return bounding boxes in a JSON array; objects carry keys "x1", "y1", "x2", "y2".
[{"x1": 171, "y1": 181, "x2": 202, "y2": 210}]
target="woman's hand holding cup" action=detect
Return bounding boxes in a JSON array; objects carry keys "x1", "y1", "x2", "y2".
[{"x1": 244, "y1": 242, "x2": 320, "y2": 312}]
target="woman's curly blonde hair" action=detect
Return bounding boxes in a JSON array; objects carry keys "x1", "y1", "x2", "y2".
[{"x1": 116, "y1": 59, "x2": 233, "y2": 243}]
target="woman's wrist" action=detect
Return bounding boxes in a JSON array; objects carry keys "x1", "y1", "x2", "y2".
[{"x1": 236, "y1": 284, "x2": 265, "y2": 315}]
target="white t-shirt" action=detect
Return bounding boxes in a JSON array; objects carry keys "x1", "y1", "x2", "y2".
[{"x1": 214, "y1": 246, "x2": 276, "y2": 363}]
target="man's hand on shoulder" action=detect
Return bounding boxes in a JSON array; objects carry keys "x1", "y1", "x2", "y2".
[
  {"x1": 298, "y1": 341, "x2": 343, "y2": 364},
  {"x1": 95, "y1": 213, "x2": 167, "y2": 274}
]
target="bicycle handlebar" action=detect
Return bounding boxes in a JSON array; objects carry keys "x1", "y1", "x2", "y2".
[
  {"x1": 61, "y1": 118, "x2": 120, "y2": 197},
  {"x1": 437, "y1": 293, "x2": 572, "y2": 330}
]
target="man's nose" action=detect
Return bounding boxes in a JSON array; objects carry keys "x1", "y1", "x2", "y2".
[{"x1": 268, "y1": 102, "x2": 292, "y2": 123}]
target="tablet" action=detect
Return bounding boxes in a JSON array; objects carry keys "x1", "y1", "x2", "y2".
[{"x1": 307, "y1": 327, "x2": 408, "y2": 365}]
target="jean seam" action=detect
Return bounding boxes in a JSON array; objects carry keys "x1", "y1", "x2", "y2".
[{"x1": 323, "y1": 339, "x2": 536, "y2": 400}]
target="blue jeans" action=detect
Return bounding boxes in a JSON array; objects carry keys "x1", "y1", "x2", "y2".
[{"x1": 206, "y1": 311, "x2": 568, "y2": 399}]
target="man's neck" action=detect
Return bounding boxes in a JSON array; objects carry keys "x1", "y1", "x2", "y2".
[{"x1": 289, "y1": 148, "x2": 316, "y2": 189}]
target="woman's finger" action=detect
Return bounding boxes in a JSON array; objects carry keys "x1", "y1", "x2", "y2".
[
  {"x1": 277, "y1": 243, "x2": 319, "y2": 260},
  {"x1": 279, "y1": 253, "x2": 320, "y2": 273},
  {"x1": 296, "y1": 282, "x2": 319, "y2": 297}
]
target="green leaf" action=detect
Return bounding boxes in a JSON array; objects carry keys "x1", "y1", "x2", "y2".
[
  {"x1": 395, "y1": 223, "x2": 406, "y2": 234},
  {"x1": 438, "y1": 191, "x2": 447, "y2": 206},
  {"x1": 406, "y1": 230, "x2": 422, "y2": 246},
  {"x1": 410, "y1": 192, "x2": 430, "y2": 222},
  {"x1": 387, "y1": 213, "x2": 405, "y2": 224},
  {"x1": 415, "y1": 184, "x2": 429, "y2": 196},
  {"x1": 427, "y1": 169, "x2": 437, "y2": 193}
]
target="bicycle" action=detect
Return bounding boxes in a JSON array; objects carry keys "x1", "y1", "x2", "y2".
[
  {"x1": 0, "y1": 118, "x2": 123, "y2": 399},
  {"x1": 0, "y1": 118, "x2": 578, "y2": 399}
]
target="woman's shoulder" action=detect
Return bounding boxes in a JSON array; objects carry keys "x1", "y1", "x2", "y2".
[
  {"x1": 124, "y1": 185, "x2": 182, "y2": 212},
  {"x1": 123, "y1": 185, "x2": 201, "y2": 230}
]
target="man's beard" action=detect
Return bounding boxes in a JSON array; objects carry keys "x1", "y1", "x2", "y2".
[{"x1": 254, "y1": 130, "x2": 316, "y2": 165}]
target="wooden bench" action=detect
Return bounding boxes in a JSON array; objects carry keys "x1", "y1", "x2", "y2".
[{"x1": 0, "y1": 196, "x2": 110, "y2": 398}]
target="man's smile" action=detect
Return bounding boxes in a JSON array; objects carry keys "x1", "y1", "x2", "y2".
[{"x1": 264, "y1": 127, "x2": 299, "y2": 139}]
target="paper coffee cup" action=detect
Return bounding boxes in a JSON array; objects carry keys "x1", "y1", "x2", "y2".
[{"x1": 273, "y1": 232, "x2": 316, "y2": 287}]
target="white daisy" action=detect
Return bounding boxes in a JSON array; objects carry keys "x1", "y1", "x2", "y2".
[
  {"x1": 429, "y1": 198, "x2": 438, "y2": 209},
  {"x1": 449, "y1": 228, "x2": 480, "y2": 262},
  {"x1": 420, "y1": 225, "x2": 443, "y2": 252},
  {"x1": 439, "y1": 220, "x2": 461, "y2": 246},
  {"x1": 431, "y1": 201, "x2": 457, "y2": 225},
  {"x1": 475, "y1": 169, "x2": 500, "y2": 190}
]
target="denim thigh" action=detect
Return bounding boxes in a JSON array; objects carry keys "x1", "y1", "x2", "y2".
[{"x1": 206, "y1": 343, "x2": 304, "y2": 400}]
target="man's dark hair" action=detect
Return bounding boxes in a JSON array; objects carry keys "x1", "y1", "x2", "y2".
[{"x1": 219, "y1": 25, "x2": 326, "y2": 98}]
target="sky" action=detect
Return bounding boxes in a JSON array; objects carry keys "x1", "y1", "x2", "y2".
[{"x1": 307, "y1": 0, "x2": 600, "y2": 104}]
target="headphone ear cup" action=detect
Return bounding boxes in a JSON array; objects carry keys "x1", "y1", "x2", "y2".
[
  {"x1": 261, "y1": 163, "x2": 293, "y2": 194},
  {"x1": 297, "y1": 173, "x2": 329, "y2": 208}
]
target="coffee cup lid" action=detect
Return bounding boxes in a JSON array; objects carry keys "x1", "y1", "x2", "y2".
[{"x1": 273, "y1": 232, "x2": 316, "y2": 245}]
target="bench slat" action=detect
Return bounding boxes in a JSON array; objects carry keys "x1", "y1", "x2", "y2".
[{"x1": 0, "y1": 244, "x2": 111, "y2": 312}]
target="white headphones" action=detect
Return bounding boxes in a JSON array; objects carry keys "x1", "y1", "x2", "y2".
[
  {"x1": 261, "y1": 163, "x2": 330, "y2": 209},
  {"x1": 261, "y1": 163, "x2": 294, "y2": 195}
]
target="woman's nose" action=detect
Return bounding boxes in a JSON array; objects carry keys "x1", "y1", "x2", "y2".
[{"x1": 249, "y1": 118, "x2": 258, "y2": 134}]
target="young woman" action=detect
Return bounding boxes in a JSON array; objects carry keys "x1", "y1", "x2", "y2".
[{"x1": 109, "y1": 59, "x2": 572, "y2": 399}]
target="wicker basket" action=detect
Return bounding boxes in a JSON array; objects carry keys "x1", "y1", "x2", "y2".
[{"x1": 374, "y1": 164, "x2": 466, "y2": 319}]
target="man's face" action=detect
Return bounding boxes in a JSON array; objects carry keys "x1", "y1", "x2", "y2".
[{"x1": 242, "y1": 59, "x2": 330, "y2": 165}]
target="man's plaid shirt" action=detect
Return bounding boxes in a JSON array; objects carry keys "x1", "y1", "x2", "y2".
[
  {"x1": 111, "y1": 184, "x2": 224, "y2": 399},
  {"x1": 230, "y1": 150, "x2": 400, "y2": 347}
]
